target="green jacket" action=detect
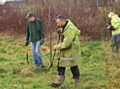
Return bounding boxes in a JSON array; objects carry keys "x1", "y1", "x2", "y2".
[
  {"x1": 56, "y1": 20, "x2": 81, "y2": 67},
  {"x1": 26, "y1": 18, "x2": 44, "y2": 42},
  {"x1": 111, "y1": 15, "x2": 120, "y2": 35}
]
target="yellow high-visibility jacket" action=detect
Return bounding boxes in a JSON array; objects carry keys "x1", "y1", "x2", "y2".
[
  {"x1": 111, "y1": 15, "x2": 120, "y2": 35},
  {"x1": 55, "y1": 20, "x2": 81, "y2": 67}
]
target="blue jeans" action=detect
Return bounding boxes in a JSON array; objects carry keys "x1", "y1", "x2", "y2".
[{"x1": 30, "y1": 40, "x2": 44, "y2": 67}]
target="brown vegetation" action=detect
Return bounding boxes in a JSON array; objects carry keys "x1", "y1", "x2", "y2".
[
  {"x1": 0, "y1": 0, "x2": 120, "y2": 40},
  {"x1": 21, "y1": 68, "x2": 35, "y2": 77}
]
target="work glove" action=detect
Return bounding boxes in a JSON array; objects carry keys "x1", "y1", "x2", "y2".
[
  {"x1": 25, "y1": 40, "x2": 29, "y2": 46},
  {"x1": 53, "y1": 44, "x2": 60, "y2": 50},
  {"x1": 57, "y1": 28, "x2": 62, "y2": 34},
  {"x1": 107, "y1": 25, "x2": 116, "y2": 31},
  {"x1": 40, "y1": 39, "x2": 44, "y2": 45}
]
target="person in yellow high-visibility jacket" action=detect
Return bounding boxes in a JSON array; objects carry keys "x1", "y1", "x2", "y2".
[
  {"x1": 107, "y1": 12, "x2": 120, "y2": 53},
  {"x1": 51, "y1": 15, "x2": 81, "y2": 88}
]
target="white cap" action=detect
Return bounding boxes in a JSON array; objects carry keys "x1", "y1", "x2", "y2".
[{"x1": 108, "y1": 12, "x2": 115, "y2": 18}]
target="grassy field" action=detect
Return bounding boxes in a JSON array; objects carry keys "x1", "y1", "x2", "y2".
[{"x1": 0, "y1": 36, "x2": 120, "y2": 89}]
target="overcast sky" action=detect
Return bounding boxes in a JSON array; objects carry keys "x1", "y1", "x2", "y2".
[
  {"x1": 0, "y1": 0, "x2": 6, "y2": 5},
  {"x1": 0, "y1": 0, "x2": 19, "y2": 5}
]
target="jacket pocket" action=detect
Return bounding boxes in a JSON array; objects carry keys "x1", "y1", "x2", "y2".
[{"x1": 61, "y1": 48, "x2": 72, "y2": 58}]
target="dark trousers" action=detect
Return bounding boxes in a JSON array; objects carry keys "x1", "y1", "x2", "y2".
[
  {"x1": 112, "y1": 34, "x2": 120, "y2": 53},
  {"x1": 57, "y1": 66, "x2": 80, "y2": 79}
]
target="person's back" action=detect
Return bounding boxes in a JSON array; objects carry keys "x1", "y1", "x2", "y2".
[{"x1": 111, "y1": 15, "x2": 120, "y2": 36}]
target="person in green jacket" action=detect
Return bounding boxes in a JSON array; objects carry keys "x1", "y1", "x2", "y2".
[
  {"x1": 107, "y1": 12, "x2": 120, "y2": 53},
  {"x1": 25, "y1": 12, "x2": 45, "y2": 67},
  {"x1": 51, "y1": 15, "x2": 81, "y2": 88}
]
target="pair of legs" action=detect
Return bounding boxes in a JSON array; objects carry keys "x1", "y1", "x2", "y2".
[
  {"x1": 112, "y1": 34, "x2": 120, "y2": 53},
  {"x1": 58, "y1": 66, "x2": 80, "y2": 79},
  {"x1": 51, "y1": 65, "x2": 80, "y2": 88},
  {"x1": 30, "y1": 40, "x2": 44, "y2": 67}
]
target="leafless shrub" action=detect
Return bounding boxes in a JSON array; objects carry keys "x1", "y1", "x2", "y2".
[
  {"x1": 0, "y1": 0, "x2": 120, "y2": 40},
  {"x1": 0, "y1": 5, "x2": 26, "y2": 36}
]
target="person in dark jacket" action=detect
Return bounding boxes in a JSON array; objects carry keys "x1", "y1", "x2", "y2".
[{"x1": 25, "y1": 12, "x2": 45, "y2": 67}]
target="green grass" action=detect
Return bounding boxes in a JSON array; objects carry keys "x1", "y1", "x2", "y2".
[
  {"x1": 0, "y1": 37, "x2": 120, "y2": 89},
  {"x1": 0, "y1": 48, "x2": 7, "y2": 53}
]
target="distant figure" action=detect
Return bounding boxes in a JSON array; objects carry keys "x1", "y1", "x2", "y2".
[
  {"x1": 25, "y1": 12, "x2": 45, "y2": 67},
  {"x1": 107, "y1": 12, "x2": 120, "y2": 53},
  {"x1": 51, "y1": 15, "x2": 81, "y2": 88}
]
